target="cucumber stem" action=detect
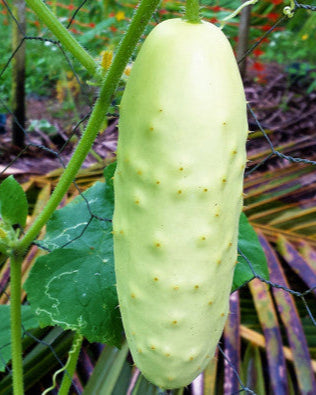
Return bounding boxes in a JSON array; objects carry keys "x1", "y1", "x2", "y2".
[
  {"x1": 17, "y1": 0, "x2": 161, "y2": 254},
  {"x1": 220, "y1": 0, "x2": 258, "y2": 29},
  {"x1": 185, "y1": 0, "x2": 201, "y2": 24},
  {"x1": 58, "y1": 333, "x2": 83, "y2": 395},
  {"x1": 10, "y1": 254, "x2": 24, "y2": 395},
  {"x1": 10, "y1": 2, "x2": 160, "y2": 393},
  {"x1": 25, "y1": 0, "x2": 99, "y2": 79}
]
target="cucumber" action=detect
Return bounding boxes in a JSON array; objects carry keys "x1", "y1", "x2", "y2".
[{"x1": 113, "y1": 18, "x2": 248, "y2": 389}]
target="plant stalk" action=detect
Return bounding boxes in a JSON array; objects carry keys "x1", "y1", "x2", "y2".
[
  {"x1": 25, "y1": 0, "x2": 98, "y2": 78},
  {"x1": 58, "y1": 333, "x2": 83, "y2": 395},
  {"x1": 8, "y1": 1, "x2": 161, "y2": 394},
  {"x1": 10, "y1": 254, "x2": 24, "y2": 395},
  {"x1": 17, "y1": 0, "x2": 161, "y2": 254},
  {"x1": 185, "y1": 0, "x2": 201, "y2": 23}
]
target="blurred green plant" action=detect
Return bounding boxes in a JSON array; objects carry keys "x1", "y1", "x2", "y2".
[
  {"x1": 1, "y1": 0, "x2": 315, "y2": 113},
  {"x1": 27, "y1": 119, "x2": 57, "y2": 135}
]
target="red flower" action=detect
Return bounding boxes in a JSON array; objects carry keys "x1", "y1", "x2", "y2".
[
  {"x1": 271, "y1": 0, "x2": 282, "y2": 4},
  {"x1": 70, "y1": 28, "x2": 80, "y2": 34},
  {"x1": 253, "y1": 62, "x2": 265, "y2": 72},
  {"x1": 261, "y1": 25, "x2": 272, "y2": 31},
  {"x1": 89, "y1": 23, "x2": 96, "y2": 28},
  {"x1": 267, "y1": 12, "x2": 279, "y2": 22},
  {"x1": 212, "y1": 6, "x2": 221, "y2": 12},
  {"x1": 109, "y1": 12, "x2": 115, "y2": 17},
  {"x1": 110, "y1": 26, "x2": 117, "y2": 32},
  {"x1": 159, "y1": 9, "x2": 168, "y2": 15},
  {"x1": 253, "y1": 48, "x2": 264, "y2": 57},
  {"x1": 67, "y1": 4, "x2": 75, "y2": 10}
]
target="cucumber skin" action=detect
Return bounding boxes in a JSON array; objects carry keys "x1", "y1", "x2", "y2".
[{"x1": 113, "y1": 18, "x2": 248, "y2": 389}]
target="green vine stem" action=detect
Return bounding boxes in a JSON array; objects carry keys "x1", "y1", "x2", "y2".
[
  {"x1": 58, "y1": 333, "x2": 83, "y2": 395},
  {"x1": 17, "y1": 0, "x2": 160, "y2": 255},
  {"x1": 220, "y1": 0, "x2": 258, "y2": 29},
  {"x1": 185, "y1": 0, "x2": 201, "y2": 23},
  {"x1": 10, "y1": 254, "x2": 24, "y2": 395},
  {"x1": 25, "y1": 0, "x2": 99, "y2": 78},
  {"x1": 41, "y1": 332, "x2": 83, "y2": 395},
  {"x1": 11, "y1": 1, "x2": 161, "y2": 392}
]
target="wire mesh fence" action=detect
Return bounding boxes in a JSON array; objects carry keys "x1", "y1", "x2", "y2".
[{"x1": 0, "y1": 0, "x2": 316, "y2": 393}]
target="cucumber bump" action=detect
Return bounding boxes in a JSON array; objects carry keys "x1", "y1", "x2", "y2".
[{"x1": 113, "y1": 18, "x2": 248, "y2": 389}]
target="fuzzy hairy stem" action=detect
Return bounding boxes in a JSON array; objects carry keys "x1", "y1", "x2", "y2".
[
  {"x1": 10, "y1": 254, "x2": 24, "y2": 395},
  {"x1": 185, "y1": 0, "x2": 201, "y2": 23},
  {"x1": 25, "y1": 0, "x2": 99, "y2": 77},
  {"x1": 17, "y1": 0, "x2": 161, "y2": 252}
]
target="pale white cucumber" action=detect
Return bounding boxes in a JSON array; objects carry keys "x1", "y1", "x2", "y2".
[{"x1": 113, "y1": 18, "x2": 248, "y2": 389}]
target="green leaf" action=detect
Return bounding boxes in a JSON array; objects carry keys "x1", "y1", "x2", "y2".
[
  {"x1": 0, "y1": 305, "x2": 39, "y2": 372},
  {"x1": 27, "y1": 119, "x2": 58, "y2": 136},
  {"x1": 0, "y1": 176, "x2": 28, "y2": 226},
  {"x1": 84, "y1": 342, "x2": 130, "y2": 395},
  {"x1": 42, "y1": 180, "x2": 113, "y2": 251},
  {"x1": 24, "y1": 248, "x2": 122, "y2": 346},
  {"x1": 24, "y1": 179, "x2": 123, "y2": 347},
  {"x1": 233, "y1": 213, "x2": 269, "y2": 291},
  {"x1": 241, "y1": 343, "x2": 266, "y2": 393}
]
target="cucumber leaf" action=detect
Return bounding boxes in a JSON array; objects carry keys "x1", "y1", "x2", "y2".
[
  {"x1": 0, "y1": 176, "x2": 28, "y2": 226},
  {"x1": 25, "y1": 165, "x2": 123, "y2": 347},
  {"x1": 233, "y1": 213, "x2": 269, "y2": 291},
  {"x1": 0, "y1": 305, "x2": 39, "y2": 372}
]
